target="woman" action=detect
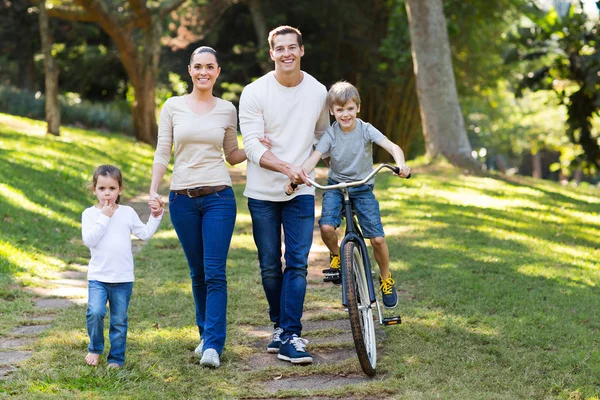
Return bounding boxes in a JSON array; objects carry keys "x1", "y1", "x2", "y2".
[{"x1": 149, "y1": 47, "x2": 263, "y2": 368}]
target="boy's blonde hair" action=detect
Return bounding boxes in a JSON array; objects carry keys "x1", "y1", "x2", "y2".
[{"x1": 328, "y1": 81, "x2": 361, "y2": 109}]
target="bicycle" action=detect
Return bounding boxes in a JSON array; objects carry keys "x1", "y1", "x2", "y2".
[{"x1": 291, "y1": 163, "x2": 410, "y2": 376}]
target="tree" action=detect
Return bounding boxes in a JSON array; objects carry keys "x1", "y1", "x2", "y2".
[
  {"x1": 0, "y1": 0, "x2": 39, "y2": 91},
  {"x1": 38, "y1": 0, "x2": 60, "y2": 135},
  {"x1": 43, "y1": 0, "x2": 225, "y2": 144},
  {"x1": 404, "y1": 0, "x2": 483, "y2": 172},
  {"x1": 506, "y1": 0, "x2": 600, "y2": 174}
]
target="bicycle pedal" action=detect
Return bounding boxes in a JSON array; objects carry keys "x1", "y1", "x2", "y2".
[
  {"x1": 382, "y1": 316, "x2": 402, "y2": 326},
  {"x1": 322, "y1": 268, "x2": 341, "y2": 284}
]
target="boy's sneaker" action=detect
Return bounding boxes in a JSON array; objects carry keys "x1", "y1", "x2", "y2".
[
  {"x1": 379, "y1": 274, "x2": 398, "y2": 309},
  {"x1": 267, "y1": 327, "x2": 284, "y2": 353},
  {"x1": 277, "y1": 335, "x2": 313, "y2": 364},
  {"x1": 322, "y1": 253, "x2": 341, "y2": 285},
  {"x1": 200, "y1": 348, "x2": 220, "y2": 368}
]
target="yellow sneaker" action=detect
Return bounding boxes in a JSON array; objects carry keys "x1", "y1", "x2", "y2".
[
  {"x1": 322, "y1": 253, "x2": 341, "y2": 284},
  {"x1": 379, "y1": 274, "x2": 398, "y2": 308}
]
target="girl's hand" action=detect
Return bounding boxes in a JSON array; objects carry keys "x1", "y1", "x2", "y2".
[
  {"x1": 151, "y1": 206, "x2": 164, "y2": 218},
  {"x1": 101, "y1": 200, "x2": 117, "y2": 217},
  {"x1": 149, "y1": 192, "x2": 164, "y2": 208}
]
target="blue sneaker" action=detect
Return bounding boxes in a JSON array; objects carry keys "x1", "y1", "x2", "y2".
[
  {"x1": 379, "y1": 274, "x2": 398, "y2": 309},
  {"x1": 266, "y1": 327, "x2": 283, "y2": 353},
  {"x1": 277, "y1": 335, "x2": 313, "y2": 364}
]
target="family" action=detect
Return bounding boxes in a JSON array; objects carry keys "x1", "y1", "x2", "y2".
[{"x1": 81, "y1": 25, "x2": 410, "y2": 370}]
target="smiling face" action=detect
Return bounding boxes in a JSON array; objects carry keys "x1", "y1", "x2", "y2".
[
  {"x1": 331, "y1": 100, "x2": 360, "y2": 132},
  {"x1": 93, "y1": 175, "x2": 122, "y2": 207},
  {"x1": 188, "y1": 51, "x2": 221, "y2": 92},
  {"x1": 269, "y1": 33, "x2": 304, "y2": 74}
]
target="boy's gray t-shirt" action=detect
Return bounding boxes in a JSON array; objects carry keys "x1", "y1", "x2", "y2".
[{"x1": 315, "y1": 119, "x2": 386, "y2": 184}]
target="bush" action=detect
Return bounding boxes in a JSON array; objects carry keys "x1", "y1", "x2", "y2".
[{"x1": 0, "y1": 84, "x2": 132, "y2": 134}]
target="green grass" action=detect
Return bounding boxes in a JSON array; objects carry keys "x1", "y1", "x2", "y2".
[{"x1": 1, "y1": 113, "x2": 600, "y2": 399}]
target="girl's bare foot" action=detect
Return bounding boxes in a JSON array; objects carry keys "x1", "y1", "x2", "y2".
[
  {"x1": 85, "y1": 352, "x2": 99, "y2": 366},
  {"x1": 107, "y1": 363, "x2": 120, "y2": 369}
]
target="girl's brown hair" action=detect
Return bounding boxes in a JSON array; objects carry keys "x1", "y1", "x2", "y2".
[{"x1": 90, "y1": 164, "x2": 123, "y2": 204}]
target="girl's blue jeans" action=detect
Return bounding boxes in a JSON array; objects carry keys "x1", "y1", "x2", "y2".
[
  {"x1": 247, "y1": 195, "x2": 314, "y2": 341},
  {"x1": 86, "y1": 280, "x2": 133, "y2": 366},
  {"x1": 169, "y1": 187, "x2": 236, "y2": 355}
]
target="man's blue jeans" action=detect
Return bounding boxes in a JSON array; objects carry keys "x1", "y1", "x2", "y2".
[
  {"x1": 169, "y1": 187, "x2": 236, "y2": 355},
  {"x1": 87, "y1": 280, "x2": 133, "y2": 366},
  {"x1": 248, "y1": 195, "x2": 314, "y2": 340}
]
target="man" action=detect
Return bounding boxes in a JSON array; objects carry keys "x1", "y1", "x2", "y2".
[{"x1": 239, "y1": 25, "x2": 329, "y2": 364}]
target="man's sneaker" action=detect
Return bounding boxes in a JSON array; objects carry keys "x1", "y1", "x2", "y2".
[
  {"x1": 267, "y1": 327, "x2": 283, "y2": 353},
  {"x1": 322, "y1": 253, "x2": 341, "y2": 285},
  {"x1": 379, "y1": 274, "x2": 398, "y2": 308},
  {"x1": 194, "y1": 339, "x2": 204, "y2": 356},
  {"x1": 277, "y1": 335, "x2": 313, "y2": 364},
  {"x1": 200, "y1": 348, "x2": 220, "y2": 368}
]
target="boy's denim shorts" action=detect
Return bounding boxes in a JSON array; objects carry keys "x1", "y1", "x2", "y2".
[{"x1": 318, "y1": 178, "x2": 385, "y2": 238}]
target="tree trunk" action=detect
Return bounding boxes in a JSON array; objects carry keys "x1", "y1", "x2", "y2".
[
  {"x1": 38, "y1": 0, "x2": 60, "y2": 136},
  {"x1": 405, "y1": 0, "x2": 482, "y2": 172},
  {"x1": 247, "y1": 0, "x2": 270, "y2": 74},
  {"x1": 130, "y1": 18, "x2": 161, "y2": 145},
  {"x1": 532, "y1": 152, "x2": 542, "y2": 179}
]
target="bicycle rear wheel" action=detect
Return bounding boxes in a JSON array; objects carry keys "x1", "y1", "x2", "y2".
[{"x1": 343, "y1": 241, "x2": 377, "y2": 376}]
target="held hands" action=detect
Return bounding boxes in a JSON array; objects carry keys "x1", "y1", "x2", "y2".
[
  {"x1": 101, "y1": 200, "x2": 117, "y2": 218},
  {"x1": 394, "y1": 164, "x2": 411, "y2": 178},
  {"x1": 148, "y1": 192, "x2": 164, "y2": 218}
]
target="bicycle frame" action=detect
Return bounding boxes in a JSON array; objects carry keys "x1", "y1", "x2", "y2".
[{"x1": 338, "y1": 191, "x2": 377, "y2": 308}]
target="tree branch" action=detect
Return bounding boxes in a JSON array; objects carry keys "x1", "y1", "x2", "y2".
[
  {"x1": 159, "y1": 0, "x2": 188, "y2": 17},
  {"x1": 43, "y1": 2, "x2": 98, "y2": 22},
  {"x1": 129, "y1": 0, "x2": 151, "y2": 25}
]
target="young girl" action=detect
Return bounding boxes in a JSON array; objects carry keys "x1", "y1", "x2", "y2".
[{"x1": 81, "y1": 164, "x2": 163, "y2": 369}]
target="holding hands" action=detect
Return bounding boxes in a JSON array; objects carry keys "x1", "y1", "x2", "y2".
[{"x1": 149, "y1": 193, "x2": 164, "y2": 218}]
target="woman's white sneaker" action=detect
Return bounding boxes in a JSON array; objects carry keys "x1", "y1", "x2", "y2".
[{"x1": 200, "y1": 348, "x2": 220, "y2": 368}]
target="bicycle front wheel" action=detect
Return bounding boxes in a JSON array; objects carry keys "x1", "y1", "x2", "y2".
[{"x1": 343, "y1": 241, "x2": 377, "y2": 376}]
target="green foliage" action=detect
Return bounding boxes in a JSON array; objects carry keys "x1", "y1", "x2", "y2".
[
  {"x1": 155, "y1": 72, "x2": 189, "y2": 108},
  {"x1": 506, "y1": 1, "x2": 600, "y2": 173},
  {"x1": 0, "y1": 85, "x2": 132, "y2": 133},
  {"x1": 2, "y1": 116, "x2": 600, "y2": 398}
]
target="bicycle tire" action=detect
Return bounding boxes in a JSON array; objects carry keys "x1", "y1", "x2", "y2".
[{"x1": 343, "y1": 242, "x2": 377, "y2": 376}]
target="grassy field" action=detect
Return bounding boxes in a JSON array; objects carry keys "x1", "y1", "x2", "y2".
[{"x1": 1, "y1": 113, "x2": 600, "y2": 399}]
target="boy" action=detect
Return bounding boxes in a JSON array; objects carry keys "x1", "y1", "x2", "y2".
[{"x1": 286, "y1": 81, "x2": 410, "y2": 308}]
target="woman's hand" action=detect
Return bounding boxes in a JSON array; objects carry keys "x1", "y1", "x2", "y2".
[{"x1": 259, "y1": 135, "x2": 272, "y2": 150}]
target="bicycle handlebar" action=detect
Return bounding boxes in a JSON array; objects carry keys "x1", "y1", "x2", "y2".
[{"x1": 289, "y1": 163, "x2": 410, "y2": 193}]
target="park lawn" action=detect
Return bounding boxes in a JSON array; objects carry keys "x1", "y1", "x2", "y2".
[{"x1": 1, "y1": 113, "x2": 600, "y2": 399}]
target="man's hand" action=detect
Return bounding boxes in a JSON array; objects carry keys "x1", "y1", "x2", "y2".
[
  {"x1": 287, "y1": 164, "x2": 309, "y2": 185},
  {"x1": 284, "y1": 180, "x2": 299, "y2": 195}
]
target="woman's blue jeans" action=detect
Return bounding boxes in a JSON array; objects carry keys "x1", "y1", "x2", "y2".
[
  {"x1": 86, "y1": 280, "x2": 133, "y2": 366},
  {"x1": 247, "y1": 195, "x2": 314, "y2": 340},
  {"x1": 169, "y1": 187, "x2": 236, "y2": 355}
]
